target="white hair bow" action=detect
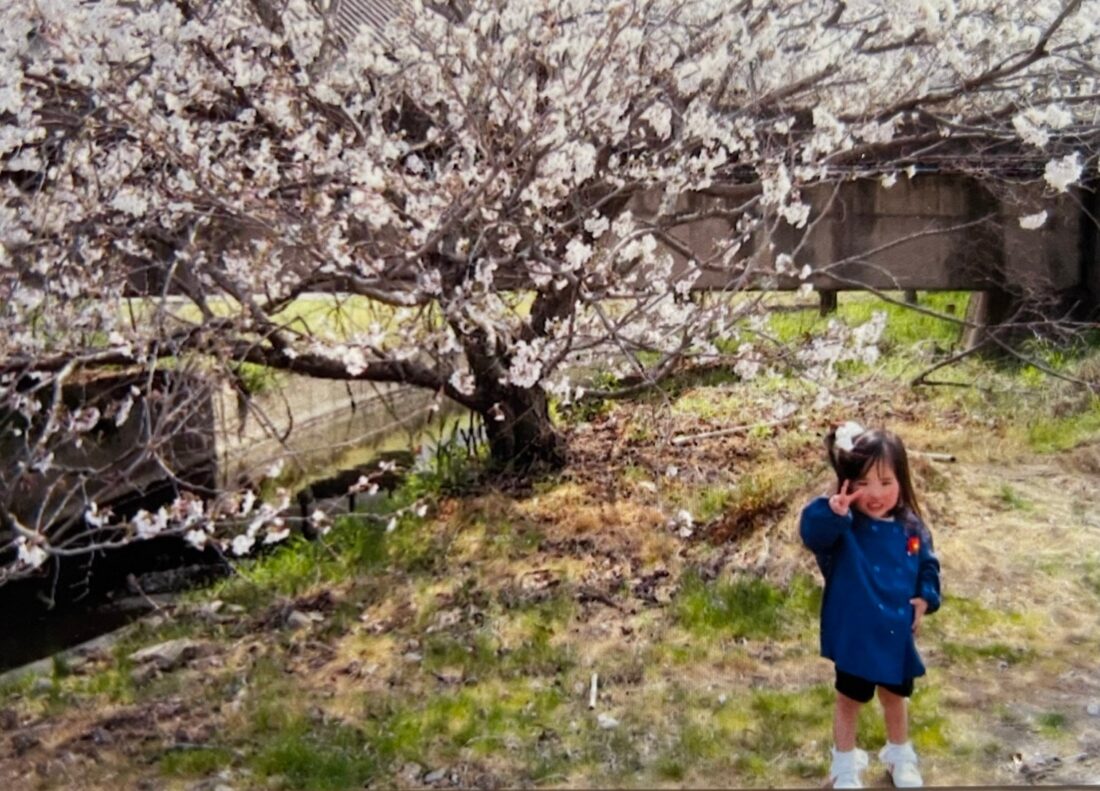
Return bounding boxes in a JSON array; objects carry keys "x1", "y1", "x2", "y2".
[{"x1": 834, "y1": 421, "x2": 865, "y2": 452}]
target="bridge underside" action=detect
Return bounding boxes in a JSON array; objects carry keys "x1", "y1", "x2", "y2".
[{"x1": 633, "y1": 174, "x2": 1097, "y2": 316}]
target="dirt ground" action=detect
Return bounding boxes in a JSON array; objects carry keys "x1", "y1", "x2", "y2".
[
  {"x1": 559, "y1": 408, "x2": 1100, "y2": 786},
  {"x1": 1, "y1": 401, "x2": 1099, "y2": 789}
]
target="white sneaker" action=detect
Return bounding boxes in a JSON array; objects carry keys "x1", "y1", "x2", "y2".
[
  {"x1": 879, "y1": 741, "x2": 923, "y2": 787},
  {"x1": 829, "y1": 747, "x2": 868, "y2": 788}
]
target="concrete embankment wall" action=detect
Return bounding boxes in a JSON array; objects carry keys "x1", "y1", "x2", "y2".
[
  {"x1": 2, "y1": 372, "x2": 438, "y2": 532},
  {"x1": 213, "y1": 376, "x2": 439, "y2": 488}
]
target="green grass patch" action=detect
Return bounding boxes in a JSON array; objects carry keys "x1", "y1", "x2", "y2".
[
  {"x1": 1037, "y1": 711, "x2": 1068, "y2": 734},
  {"x1": 733, "y1": 752, "x2": 771, "y2": 780},
  {"x1": 160, "y1": 746, "x2": 235, "y2": 777},
  {"x1": 1017, "y1": 329, "x2": 1100, "y2": 374},
  {"x1": 929, "y1": 594, "x2": 1027, "y2": 634},
  {"x1": 1024, "y1": 394, "x2": 1100, "y2": 452},
  {"x1": 784, "y1": 572, "x2": 825, "y2": 624},
  {"x1": 910, "y1": 685, "x2": 951, "y2": 752},
  {"x1": 210, "y1": 530, "x2": 373, "y2": 608},
  {"x1": 230, "y1": 361, "x2": 280, "y2": 395},
  {"x1": 729, "y1": 467, "x2": 807, "y2": 513},
  {"x1": 656, "y1": 718, "x2": 727, "y2": 779},
  {"x1": 476, "y1": 517, "x2": 544, "y2": 560},
  {"x1": 235, "y1": 657, "x2": 405, "y2": 788},
  {"x1": 997, "y1": 484, "x2": 1032, "y2": 511},
  {"x1": 420, "y1": 633, "x2": 499, "y2": 678},
  {"x1": 210, "y1": 506, "x2": 435, "y2": 608},
  {"x1": 0, "y1": 673, "x2": 35, "y2": 704},
  {"x1": 229, "y1": 535, "x2": 345, "y2": 602},
  {"x1": 675, "y1": 572, "x2": 819, "y2": 640},
  {"x1": 557, "y1": 394, "x2": 613, "y2": 425},
  {"x1": 655, "y1": 756, "x2": 687, "y2": 781},
  {"x1": 689, "y1": 484, "x2": 738, "y2": 523},
  {"x1": 421, "y1": 611, "x2": 574, "y2": 682},
  {"x1": 621, "y1": 464, "x2": 653, "y2": 485},
  {"x1": 504, "y1": 623, "x2": 575, "y2": 678},
  {"x1": 675, "y1": 572, "x2": 784, "y2": 638},
  {"x1": 678, "y1": 467, "x2": 807, "y2": 533},
  {"x1": 573, "y1": 718, "x2": 645, "y2": 783},
  {"x1": 939, "y1": 641, "x2": 1034, "y2": 666},
  {"x1": 74, "y1": 663, "x2": 136, "y2": 703},
  {"x1": 251, "y1": 717, "x2": 379, "y2": 790},
  {"x1": 384, "y1": 518, "x2": 447, "y2": 575},
  {"x1": 647, "y1": 640, "x2": 712, "y2": 666},
  {"x1": 666, "y1": 365, "x2": 741, "y2": 394},
  {"x1": 636, "y1": 684, "x2": 835, "y2": 783},
  {"x1": 504, "y1": 587, "x2": 576, "y2": 624},
  {"x1": 626, "y1": 365, "x2": 741, "y2": 407},
  {"x1": 672, "y1": 388, "x2": 744, "y2": 421},
  {"x1": 369, "y1": 683, "x2": 567, "y2": 768},
  {"x1": 1080, "y1": 555, "x2": 1100, "y2": 599},
  {"x1": 556, "y1": 345, "x2": 754, "y2": 425},
  {"x1": 917, "y1": 330, "x2": 1100, "y2": 442},
  {"x1": 406, "y1": 420, "x2": 489, "y2": 496},
  {"x1": 744, "y1": 685, "x2": 836, "y2": 753},
  {"x1": 67, "y1": 618, "x2": 211, "y2": 706},
  {"x1": 765, "y1": 291, "x2": 967, "y2": 351}
]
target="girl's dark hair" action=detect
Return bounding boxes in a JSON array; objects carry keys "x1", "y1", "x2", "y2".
[{"x1": 824, "y1": 426, "x2": 922, "y2": 520}]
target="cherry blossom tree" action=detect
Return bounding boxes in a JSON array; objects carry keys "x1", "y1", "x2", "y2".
[{"x1": 2, "y1": 0, "x2": 1098, "y2": 578}]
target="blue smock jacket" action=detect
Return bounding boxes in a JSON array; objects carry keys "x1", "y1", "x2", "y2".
[{"x1": 800, "y1": 496, "x2": 941, "y2": 685}]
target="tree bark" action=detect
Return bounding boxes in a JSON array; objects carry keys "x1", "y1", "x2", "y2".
[{"x1": 481, "y1": 386, "x2": 566, "y2": 472}]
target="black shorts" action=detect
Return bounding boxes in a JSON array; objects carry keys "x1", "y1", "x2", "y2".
[{"x1": 835, "y1": 669, "x2": 914, "y2": 703}]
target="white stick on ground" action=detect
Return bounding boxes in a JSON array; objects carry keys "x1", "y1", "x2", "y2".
[
  {"x1": 670, "y1": 418, "x2": 791, "y2": 446},
  {"x1": 589, "y1": 673, "x2": 598, "y2": 709},
  {"x1": 910, "y1": 450, "x2": 957, "y2": 462}
]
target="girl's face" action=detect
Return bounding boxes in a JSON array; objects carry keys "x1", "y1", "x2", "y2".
[{"x1": 851, "y1": 460, "x2": 900, "y2": 519}]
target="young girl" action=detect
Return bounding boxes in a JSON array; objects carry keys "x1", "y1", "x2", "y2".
[{"x1": 800, "y1": 422, "x2": 941, "y2": 789}]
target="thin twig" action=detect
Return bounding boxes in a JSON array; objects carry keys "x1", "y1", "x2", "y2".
[
  {"x1": 988, "y1": 333, "x2": 1100, "y2": 393},
  {"x1": 124, "y1": 574, "x2": 166, "y2": 614},
  {"x1": 671, "y1": 417, "x2": 792, "y2": 446},
  {"x1": 910, "y1": 340, "x2": 990, "y2": 387}
]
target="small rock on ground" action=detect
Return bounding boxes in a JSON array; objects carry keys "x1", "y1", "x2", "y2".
[{"x1": 129, "y1": 638, "x2": 204, "y2": 671}]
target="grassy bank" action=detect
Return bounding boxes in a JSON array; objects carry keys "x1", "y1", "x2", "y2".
[{"x1": 3, "y1": 292, "x2": 1099, "y2": 789}]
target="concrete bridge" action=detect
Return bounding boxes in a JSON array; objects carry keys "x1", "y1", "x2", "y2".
[
  {"x1": 325, "y1": 2, "x2": 1100, "y2": 316},
  {"x1": 632, "y1": 173, "x2": 1099, "y2": 320}
]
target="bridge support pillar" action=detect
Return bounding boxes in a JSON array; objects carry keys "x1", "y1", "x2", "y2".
[{"x1": 961, "y1": 289, "x2": 1016, "y2": 351}]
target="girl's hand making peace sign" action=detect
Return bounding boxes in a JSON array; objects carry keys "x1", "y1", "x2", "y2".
[{"x1": 828, "y1": 480, "x2": 863, "y2": 517}]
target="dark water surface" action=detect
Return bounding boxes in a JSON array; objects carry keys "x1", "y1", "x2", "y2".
[{"x1": 0, "y1": 539, "x2": 227, "y2": 674}]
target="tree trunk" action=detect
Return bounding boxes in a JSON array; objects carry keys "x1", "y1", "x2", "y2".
[{"x1": 481, "y1": 386, "x2": 566, "y2": 472}]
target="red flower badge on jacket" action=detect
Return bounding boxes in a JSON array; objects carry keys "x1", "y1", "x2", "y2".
[{"x1": 907, "y1": 535, "x2": 921, "y2": 556}]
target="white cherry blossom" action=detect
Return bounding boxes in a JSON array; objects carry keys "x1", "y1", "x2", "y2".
[
  {"x1": 1044, "y1": 153, "x2": 1083, "y2": 193},
  {"x1": 1019, "y1": 211, "x2": 1048, "y2": 230}
]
